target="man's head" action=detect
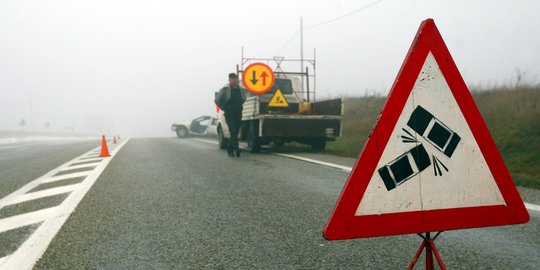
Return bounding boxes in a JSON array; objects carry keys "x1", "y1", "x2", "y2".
[{"x1": 228, "y1": 73, "x2": 239, "y2": 88}]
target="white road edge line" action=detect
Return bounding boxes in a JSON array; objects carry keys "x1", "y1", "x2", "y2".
[
  {"x1": 193, "y1": 137, "x2": 540, "y2": 212},
  {"x1": 0, "y1": 138, "x2": 130, "y2": 270},
  {"x1": 524, "y1": 203, "x2": 540, "y2": 212},
  {"x1": 273, "y1": 153, "x2": 353, "y2": 172}
]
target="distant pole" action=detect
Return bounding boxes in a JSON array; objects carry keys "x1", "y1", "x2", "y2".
[
  {"x1": 28, "y1": 89, "x2": 33, "y2": 130},
  {"x1": 241, "y1": 46, "x2": 244, "y2": 71},
  {"x1": 300, "y1": 17, "x2": 304, "y2": 93}
]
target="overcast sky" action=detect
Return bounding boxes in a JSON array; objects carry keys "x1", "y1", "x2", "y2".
[{"x1": 1, "y1": 0, "x2": 539, "y2": 137}]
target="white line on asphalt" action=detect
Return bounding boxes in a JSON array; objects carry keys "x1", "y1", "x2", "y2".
[
  {"x1": 524, "y1": 203, "x2": 540, "y2": 212},
  {"x1": 192, "y1": 138, "x2": 219, "y2": 145},
  {"x1": 4, "y1": 184, "x2": 80, "y2": 206},
  {"x1": 0, "y1": 138, "x2": 130, "y2": 270},
  {"x1": 77, "y1": 157, "x2": 103, "y2": 162},
  {"x1": 41, "y1": 171, "x2": 92, "y2": 184},
  {"x1": 193, "y1": 137, "x2": 540, "y2": 212},
  {"x1": 0, "y1": 256, "x2": 7, "y2": 266},
  {"x1": 0, "y1": 207, "x2": 56, "y2": 234},
  {"x1": 60, "y1": 163, "x2": 98, "y2": 171},
  {"x1": 274, "y1": 153, "x2": 353, "y2": 172},
  {"x1": 69, "y1": 160, "x2": 102, "y2": 166}
]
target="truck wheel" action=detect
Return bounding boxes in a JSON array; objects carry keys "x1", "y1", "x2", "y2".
[
  {"x1": 176, "y1": 127, "x2": 189, "y2": 138},
  {"x1": 247, "y1": 122, "x2": 261, "y2": 153},
  {"x1": 218, "y1": 126, "x2": 229, "y2": 149},
  {"x1": 311, "y1": 138, "x2": 326, "y2": 151}
]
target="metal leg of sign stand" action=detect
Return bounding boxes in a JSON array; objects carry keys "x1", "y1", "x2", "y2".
[{"x1": 407, "y1": 231, "x2": 446, "y2": 270}]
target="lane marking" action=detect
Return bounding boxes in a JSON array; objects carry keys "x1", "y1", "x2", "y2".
[
  {"x1": 0, "y1": 138, "x2": 129, "y2": 270},
  {"x1": 69, "y1": 160, "x2": 102, "y2": 166},
  {"x1": 5, "y1": 184, "x2": 79, "y2": 206},
  {"x1": 41, "y1": 171, "x2": 92, "y2": 184},
  {"x1": 274, "y1": 153, "x2": 353, "y2": 172},
  {"x1": 193, "y1": 137, "x2": 540, "y2": 212},
  {"x1": 524, "y1": 203, "x2": 540, "y2": 212},
  {"x1": 60, "y1": 163, "x2": 97, "y2": 171},
  {"x1": 191, "y1": 138, "x2": 218, "y2": 146},
  {"x1": 0, "y1": 207, "x2": 56, "y2": 234},
  {"x1": 77, "y1": 157, "x2": 103, "y2": 162}
]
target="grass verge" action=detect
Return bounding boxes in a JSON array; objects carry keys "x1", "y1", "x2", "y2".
[{"x1": 326, "y1": 86, "x2": 540, "y2": 189}]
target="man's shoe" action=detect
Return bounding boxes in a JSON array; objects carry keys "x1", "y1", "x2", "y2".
[
  {"x1": 227, "y1": 149, "x2": 234, "y2": 157},
  {"x1": 235, "y1": 149, "x2": 241, "y2": 157}
]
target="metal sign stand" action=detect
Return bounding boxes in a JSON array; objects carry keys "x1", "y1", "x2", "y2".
[{"x1": 407, "y1": 231, "x2": 446, "y2": 270}]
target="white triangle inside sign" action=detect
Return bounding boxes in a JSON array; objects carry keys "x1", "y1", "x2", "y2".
[{"x1": 356, "y1": 52, "x2": 505, "y2": 216}]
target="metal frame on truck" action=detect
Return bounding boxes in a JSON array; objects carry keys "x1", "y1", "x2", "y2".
[{"x1": 217, "y1": 50, "x2": 343, "y2": 153}]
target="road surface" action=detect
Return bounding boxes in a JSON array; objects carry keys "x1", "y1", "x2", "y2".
[{"x1": 0, "y1": 138, "x2": 538, "y2": 269}]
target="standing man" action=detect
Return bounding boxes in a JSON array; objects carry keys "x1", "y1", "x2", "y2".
[{"x1": 215, "y1": 73, "x2": 246, "y2": 157}]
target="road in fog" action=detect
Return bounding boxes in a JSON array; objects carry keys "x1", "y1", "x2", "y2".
[{"x1": 0, "y1": 138, "x2": 538, "y2": 269}]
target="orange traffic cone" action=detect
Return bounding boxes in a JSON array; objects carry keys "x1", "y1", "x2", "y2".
[
  {"x1": 100, "y1": 135, "x2": 110, "y2": 157},
  {"x1": 113, "y1": 136, "x2": 117, "y2": 144}
]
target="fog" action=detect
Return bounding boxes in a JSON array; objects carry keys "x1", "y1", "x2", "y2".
[{"x1": 1, "y1": 0, "x2": 539, "y2": 137}]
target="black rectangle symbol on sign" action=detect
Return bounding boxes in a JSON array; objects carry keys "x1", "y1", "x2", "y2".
[
  {"x1": 407, "y1": 106, "x2": 433, "y2": 135},
  {"x1": 427, "y1": 122, "x2": 452, "y2": 149},
  {"x1": 407, "y1": 105, "x2": 461, "y2": 158},
  {"x1": 390, "y1": 157, "x2": 415, "y2": 185},
  {"x1": 444, "y1": 133, "x2": 461, "y2": 157},
  {"x1": 410, "y1": 143, "x2": 431, "y2": 171},
  {"x1": 378, "y1": 166, "x2": 396, "y2": 191},
  {"x1": 378, "y1": 144, "x2": 431, "y2": 191}
]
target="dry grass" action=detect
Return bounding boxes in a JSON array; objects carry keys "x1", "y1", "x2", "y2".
[{"x1": 326, "y1": 86, "x2": 540, "y2": 189}]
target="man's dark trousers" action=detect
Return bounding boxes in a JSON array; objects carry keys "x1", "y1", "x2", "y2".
[{"x1": 225, "y1": 109, "x2": 242, "y2": 153}]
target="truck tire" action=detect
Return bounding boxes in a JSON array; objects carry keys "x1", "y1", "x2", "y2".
[
  {"x1": 176, "y1": 126, "x2": 189, "y2": 138},
  {"x1": 218, "y1": 126, "x2": 229, "y2": 149},
  {"x1": 311, "y1": 138, "x2": 326, "y2": 151},
  {"x1": 247, "y1": 121, "x2": 261, "y2": 153}
]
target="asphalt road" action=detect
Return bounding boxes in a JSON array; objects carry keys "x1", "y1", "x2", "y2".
[
  {"x1": 1, "y1": 138, "x2": 539, "y2": 269},
  {"x1": 0, "y1": 140, "x2": 100, "y2": 199}
]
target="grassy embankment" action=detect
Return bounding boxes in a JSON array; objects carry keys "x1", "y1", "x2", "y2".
[{"x1": 326, "y1": 86, "x2": 540, "y2": 189}]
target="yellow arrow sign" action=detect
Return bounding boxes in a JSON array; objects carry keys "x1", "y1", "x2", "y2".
[
  {"x1": 242, "y1": 63, "x2": 275, "y2": 95},
  {"x1": 268, "y1": 89, "x2": 289, "y2": 107}
]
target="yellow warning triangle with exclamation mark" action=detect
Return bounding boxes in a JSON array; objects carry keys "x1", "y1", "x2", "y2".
[{"x1": 268, "y1": 89, "x2": 289, "y2": 107}]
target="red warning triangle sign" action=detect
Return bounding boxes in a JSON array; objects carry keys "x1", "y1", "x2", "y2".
[{"x1": 324, "y1": 19, "x2": 529, "y2": 240}]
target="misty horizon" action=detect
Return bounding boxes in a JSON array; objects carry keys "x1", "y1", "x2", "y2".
[{"x1": 1, "y1": 0, "x2": 539, "y2": 137}]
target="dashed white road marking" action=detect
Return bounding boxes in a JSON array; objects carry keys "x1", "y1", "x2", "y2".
[
  {"x1": 0, "y1": 138, "x2": 129, "y2": 270},
  {"x1": 41, "y1": 171, "x2": 92, "y2": 184},
  {"x1": 4, "y1": 184, "x2": 80, "y2": 206},
  {"x1": 76, "y1": 157, "x2": 102, "y2": 162},
  {"x1": 193, "y1": 138, "x2": 540, "y2": 213},
  {"x1": 59, "y1": 163, "x2": 97, "y2": 171},
  {"x1": 0, "y1": 207, "x2": 57, "y2": 234}
]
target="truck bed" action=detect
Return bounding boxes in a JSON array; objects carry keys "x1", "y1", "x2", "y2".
[{"x1": 241, "y1": 96, "x2": 343, "y2": 139}]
